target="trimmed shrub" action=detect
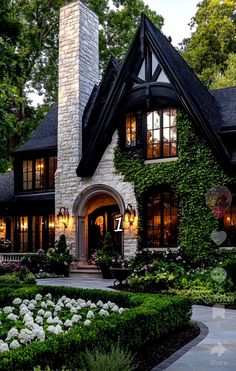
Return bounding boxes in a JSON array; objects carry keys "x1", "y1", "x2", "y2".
[{"x1": 0, "y1": 286, "x2": 191, "y2": 370}]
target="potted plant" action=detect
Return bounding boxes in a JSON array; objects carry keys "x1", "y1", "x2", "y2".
[
  {"x1": 96, "y1": 232, "x2": 118, "y2": 279},
  {"x1": 109, "y1": 256, "x2": 133, "y2": 285}
]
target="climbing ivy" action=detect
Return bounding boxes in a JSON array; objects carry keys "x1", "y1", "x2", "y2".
[{"x1": 114, "y1": 111, "x2": 236, "y2": 265}]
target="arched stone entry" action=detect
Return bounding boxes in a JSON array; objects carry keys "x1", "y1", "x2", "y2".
[{"x1": 73, "y1": 184, "x2": 125, "y2": 261}]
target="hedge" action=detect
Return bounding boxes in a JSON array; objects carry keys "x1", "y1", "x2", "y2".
[{"x1": 0, "y1": 285, "x2": 192, "y2": 370}]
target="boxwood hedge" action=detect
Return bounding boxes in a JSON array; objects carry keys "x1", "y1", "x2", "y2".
[{"x1": 0, "y1": 286, "x2": 192, "y2": 370}]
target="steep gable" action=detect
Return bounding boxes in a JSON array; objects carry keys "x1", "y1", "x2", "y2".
[{"x1": 77, "y1": 14, "x2": 230, "y2": 177}]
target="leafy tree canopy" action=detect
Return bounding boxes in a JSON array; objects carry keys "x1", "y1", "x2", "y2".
[
  {"x1": 181, "y1": 0, "x2": 236, "y2": 86},
  {"x1": 211, "y1": 53, "x2": 236, "y2": 89},
  {"x1": 0, "y1": 0, "x2": 163, "y2": 171}
]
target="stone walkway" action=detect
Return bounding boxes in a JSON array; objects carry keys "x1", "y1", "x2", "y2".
[{"x1": 37, "y1": 279, "x2": 236, "y2": 370}]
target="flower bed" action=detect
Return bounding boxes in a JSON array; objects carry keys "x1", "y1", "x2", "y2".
[{"x1": 0, "y1": 285, "x2": 191, "y2": 370}]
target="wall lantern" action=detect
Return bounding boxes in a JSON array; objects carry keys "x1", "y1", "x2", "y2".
[
  {"x1": 57, "y1": 207, "x2": 69, "y2": 228},
  {"x1": 124, "y1": 204, "x2": 136, "y2": 226}
]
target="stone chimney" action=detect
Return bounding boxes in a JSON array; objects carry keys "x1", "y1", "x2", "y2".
[{"x1": 55, "y1": 0, "x2": 99, "y2": 252}]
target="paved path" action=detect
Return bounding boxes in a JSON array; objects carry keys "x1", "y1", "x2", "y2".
[
  {"x1": 153, "y1": 305, "x2": 236, "y2": 371},
  {"x1": 37, "y1": 279, "x2": 236, "y2": 370},
  {"x1": 36, "y1": 277, "x2": 114, "y2": 291}
]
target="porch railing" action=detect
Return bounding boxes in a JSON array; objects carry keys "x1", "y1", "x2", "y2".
[{"x1": 0, "y1": 253, "x2": 36, "y2": 262}]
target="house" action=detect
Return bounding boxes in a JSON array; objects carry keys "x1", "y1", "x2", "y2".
[{"x1": 0, "y1": 0, "x2": 236, "y2": 264}]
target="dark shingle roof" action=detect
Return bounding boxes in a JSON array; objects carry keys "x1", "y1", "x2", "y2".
[
  {"x1": 0, "y1": 172, "x2": 14, "y2": 202},
  {"x1": 210, "y1": 87, "x2": 236, "y2": 127},
  {"x1": 15, "y1": 105, "x2": 57, "y2": 153}
]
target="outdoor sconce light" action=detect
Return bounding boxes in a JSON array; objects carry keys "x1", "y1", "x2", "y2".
[
  {"x1": 0, "y1": 223, "x2": 4, "y2": 233},
  {"x1": 124, "y1": 204, "x2": 136, "y2": 226},
  {"x1": 57, "y1": 207, "x2": 69, "y2": 228}
]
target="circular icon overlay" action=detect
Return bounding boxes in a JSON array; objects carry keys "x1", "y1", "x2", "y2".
[
  {"x1": 211, "y1": 205, "x2": 225, "y2": 219},
  {"x1": 206, "y1": 186, "x2": 232, "y2": 210},
  {"x1": 210, "y1": 267, "x2": 227, "y2": 283}
]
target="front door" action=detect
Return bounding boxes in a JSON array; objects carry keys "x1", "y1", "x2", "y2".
[{"x1": 88, "y1": 205, "x2": 121, "y2": 258}]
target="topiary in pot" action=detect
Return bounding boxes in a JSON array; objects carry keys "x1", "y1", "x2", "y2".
[{"x1": 96, "y1": 232, "x2": 118, "y2": 279}]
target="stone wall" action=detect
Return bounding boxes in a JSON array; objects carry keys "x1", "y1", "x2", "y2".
[
  {"x1": 56, "y1": 0, "x2": 138, "y2": 258},
  {"x1": 55, "y1": 0, "x2": 99, "y2": 246}
]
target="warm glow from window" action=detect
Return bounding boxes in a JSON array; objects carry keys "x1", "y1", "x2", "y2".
[{"x1": 125, "y1": 113, "x2": 136, "y2": 147}]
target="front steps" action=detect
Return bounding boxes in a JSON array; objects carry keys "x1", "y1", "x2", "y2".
[{"x1": 69, "y1": 261, "x2": 102, "y2": 279}]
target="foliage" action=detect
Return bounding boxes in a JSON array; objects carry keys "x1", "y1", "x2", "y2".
[
  {"x1": 181, "y1": 0, "x2": 236, "y2": 86},
  {"x1": 0, "y1": 262, "x2": 21, "y2": 276},
  {"x1": 168, "y1": 289, "x2": 236, "y2": 308},
  {"x1": 0, "y1": 271, "x2": 35, "y2": 285},
  {"x1": 46, "y1": 234, "x2": 73, "y2": 277},
  {"x1": 96, "y1": 232, "x2": 119, "y2": 267},
  {"x1": 80, "y1": 345, "x2": 134, "y2": 371},
  {"x1": 222, "y1": 258, "x2": 236, "y2": 287},
  {"x1": 211, "y1": 53, "x2": 236, "y2": 89},
  {"x1": 129, "y1": 272, "x2": 176, "y2": 292},
  {"x1": 0, "y1": 285, "x2": 191, "y2": 370},
  {"x1": 21, "y1": 253, "x2": 47, "y2": 274},
  {"x1": 114, "y1": 111, "x2": 235, "y2": 265},
  {"x1": 0, "y1": 0, "x2": 163, "y2": 170}
]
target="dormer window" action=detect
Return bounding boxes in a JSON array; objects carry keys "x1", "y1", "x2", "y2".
[
  {"x1": 22, "y1": 156, "x2": 57, "y2": 191},
  {"x1": 123, "y1": 108, "x2": 177, "y2": 160},
  {"x1": 125, "y1": 113, "x2": 137, "y2": 147}
]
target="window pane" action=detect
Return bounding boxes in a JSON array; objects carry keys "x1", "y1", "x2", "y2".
[
  {"x1": 152, "y1": 53, "x2": 159, "y2": 76},
  {"x1": 138, "y1": 60, "x2": 145, "y2": 80},
  {"x1": 223, "y1": 196, "x2": 236, "y2": 245},
  {"x1": 157, "y1": 69, "x2": 170, "y2": 83},
  {"x1": 147, "y1": 190, "x2": 178, "y2": 247},
  {"x1": 35, "y1": 159, "x2": 46, "y2": 189},
  {"x1": 23, "y1": 160, "x2": 33, "y2": 190},
  {"x1": 49, "y1": 157, "x2": 57, "y2": 187},
  {"x1": 20, "y1": 216, "x2": 28, "y2": 252},
  {"x1": 125, "y1": 113, "x2": 136, "y2": 147}
]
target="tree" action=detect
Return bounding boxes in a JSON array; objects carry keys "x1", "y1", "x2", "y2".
[
  {"x1": 181, "y1": 0, "x2": 236, "y2": 86},
  {"x1": 211, "y1": 53, "x2": 236, "y2": 89},
  {"x1": 0, "y1": 0, "x2": 163, "y2": 171}
]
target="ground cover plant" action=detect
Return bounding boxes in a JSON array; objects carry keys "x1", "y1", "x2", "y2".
[{"x1": 0, "y1": 285, "x2": 192, "y2": 370}]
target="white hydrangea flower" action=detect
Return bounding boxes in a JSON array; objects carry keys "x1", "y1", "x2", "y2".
[
  {"x1": 0, "y1": 340, "x2": 9, "y2": 352},
  {"x1": 90, "y1": 303, "x2": 96, "y2": 309},
  {"x1": 71, "y1": 314, "x2": 82, "y2": 323},
  {"x1": 108, "y1": 301, "x2": 115, "y2": 308},
  {"x1": 46, "y1": 317, "x2": 54, "y2": 324},
  {"x1": 7, "y1": 313, "x2": 19, "y2": 321},
  {"x1": 53, "y1": 316, "x2": 60, "y2": 324},
  {"x1": 45, "y1": 293, "x2": 52, "y2": 300},
  {"x1": 97, "y1": 300, "x2": 103, "y2": 307},
  {"x1": 32, "y1": 325, "x2": 45, "y2": 341},
  {"x1": 86, "y1": 300, "x2": 92, "y2": 306},
  {"x1": 119, "y1": 308, "x2": 125, "y2": 314},
  {"x1": 64, "y1": 319, "x2": 73, "y2": 327},
  {"x1": 19, "y1": 328, "x2": 33, "y2": 344},
  {"x1": 23, "y1": 313, "x2": 33, "y2": 323},
  {"x1": 102, "y1": 303, "x2": 109, "y2": 310},
  {"x1": 79, "y1": 302, "x2": 86, "y2": 308},
  {"x1": 77, "y1": 299, "x2": 86, "y2": 305},
  {"x1": 12, "y1": 298, "x2": 22, "y2": 305},
  {"x1": 35, "y1": 294, "x2": 42, "y2": 301},
  {"x1": 44, "y1": 311, "x2": 52, "y2": 318},
  {"x1": 28, "y1": 303, "x2": 35, "y2": 311},
  {"x1": 64, "y1": 298, "x2": 71, "y2": 304},
  {"x1": 70, "y1": 307, "x2": 77, "y2": 314},
  {"x1": 22, "y1": 299, "x2": 29, "y2": 305},
  {"x1": 86, "y1": 310, "x2": 94, "y2": 319},
  {"x1": 99, "y1": 309, "x2": 109, "y2": 316},
  {"x1": 40, "y1": 301, "x2": 47, "y2": 308},
  {"x1": 76, "y1": 305, "x2": 81, "y2": 311},
  {"x1": 9, "y1": 340, "x2": 20, "y2": 349},
  {"x1": 60, "y1": 295, "x2": 67, "y2": 301},
  {"x1": 6, "y1": 327, "x2": 19, "y2": 340},
  {"x1": 54, "y1": 305, "x2": 62, "y2": 312},
  {"x1": 70, "y1": 299, "x2": 77, "y2": 305},
  {"x1": 47, "y1": 325, "x2": 56, "y2": 334},
  {"x1": 20, "y1": 307, "x2": 29, "y2": 316},
  {"x1": 30, "y1": 299, "x2": 37, "y2": 305},
  {"x1": 84, "y1": 319, "x2": 91, "y2": 326},
  {"x1": 54, "y1": 324, "x2": 63, "y2": 334},
  {"x1": 111, "y1": 305, "x2": 119, "y2": 312},
  {"x1": 35, "y1": 316, "x2": 43, "y2": 325},
  {"x1": 65, "y1": 302, "x2": 72, "y2": 309},
  {"x1": 3, "y1": 306, "x2": 13, "y2": 314},
  {"x1": 37, "y1": 309, "x2": 45, "y2": 316},
  {"x1": 46, "y1": 300, "x2": 55, "y2": 307}
]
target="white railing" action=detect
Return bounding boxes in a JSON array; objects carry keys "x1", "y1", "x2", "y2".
[{"x1": 0, "y1": 253, "x2": 36, "y2": 262}]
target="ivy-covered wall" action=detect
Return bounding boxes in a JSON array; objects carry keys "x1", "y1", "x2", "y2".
[{"x1": 114, "y1": 111, "x2": 236, "y2": 265}]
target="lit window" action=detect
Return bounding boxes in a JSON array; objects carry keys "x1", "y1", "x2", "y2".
[
  {"x1": 35, "y1": 158, "x2": 45, "y2": 189},
  {"x1": 147, "y1": 109, "x2": 177, "y2": 159},
  {"x1": 125, "y1": 113, "x2": 136, "y2": 147},
  {"x1": 146, "y1": 189, "x2": 178, "y2": 247},
  {"x1": 23, "y1": 160, "x2": 33, "y2": 190},
  {"x1": 223, "y1": 195, "x2": 236, "y2": 245}
]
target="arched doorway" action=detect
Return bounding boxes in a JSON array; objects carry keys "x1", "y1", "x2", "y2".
[{"x1": 73, "y1": 185, "x2": 125, "y2": 261}]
